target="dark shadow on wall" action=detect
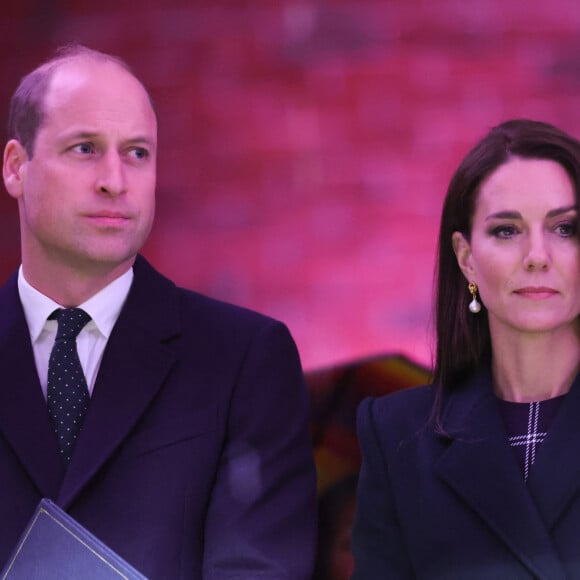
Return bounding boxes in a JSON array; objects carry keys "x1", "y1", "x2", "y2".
[{"x1": 306, "y1": 353, "x2": 431, "y2": 579}]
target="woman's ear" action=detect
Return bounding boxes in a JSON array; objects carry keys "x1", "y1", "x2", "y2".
[
  {"x1": 452, "y1": 231, "x2": 476, "y2": 281},
  {"x1": 3, "y1": 139, "x2": 28, "y2": 199}
]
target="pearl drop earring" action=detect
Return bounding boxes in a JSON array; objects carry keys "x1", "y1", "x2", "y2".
[{"x1": 468, "y1": 282, "x2": 481, "y2": 314}]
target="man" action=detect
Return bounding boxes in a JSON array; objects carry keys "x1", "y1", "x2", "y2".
[{"x1": 0, "y1": 45, "x2": 316, "y2": 578}]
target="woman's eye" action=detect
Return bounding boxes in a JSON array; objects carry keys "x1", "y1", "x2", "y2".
[
  {"x1": 555, "y1": 221, "x2": 577, "y2": 238},
  {"x1": 490, "y1": 225, "x2": 518, "y2": 239}
]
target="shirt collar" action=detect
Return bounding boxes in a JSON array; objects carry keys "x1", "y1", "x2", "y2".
[{"x1": 18, "y1": 266, "x2": 134, "y2": 343}]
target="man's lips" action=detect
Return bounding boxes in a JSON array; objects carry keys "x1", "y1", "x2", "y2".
[
  {"x1": 513, "y1": 287, "x2": 558, "y2": 299},
  {"x1": 84, "y1": 211, "x2": 132, "y2": 226}
]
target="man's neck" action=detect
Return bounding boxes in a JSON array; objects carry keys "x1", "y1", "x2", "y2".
[{"x1": 21, "y1": 256, "x2": 136, "y2": 307}]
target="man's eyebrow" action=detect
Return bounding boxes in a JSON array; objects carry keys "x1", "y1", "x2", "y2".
[
  {"x1": 60, "y1": 131, "x2": 156, "y2": 147},
  {"x1": 126, "y1": 136, "x2": 157, "y2": 149},
  {"x1": 61, "y1": 130, "x2": 99, "y2": 141}
]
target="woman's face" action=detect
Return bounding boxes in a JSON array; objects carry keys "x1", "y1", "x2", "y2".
[{"x1": 453, "y1": 156, "x2": 579, "y2": 338}]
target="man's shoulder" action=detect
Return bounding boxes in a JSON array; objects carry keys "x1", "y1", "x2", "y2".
[
  {"x1": 0, "y1": 269, "x2": 19, "y2": 301},
  {"x1": 134, "y1": 255, "x2": 285, "y2": 333},
  {"x1": 179, "y1": 284, "x2": 280, "y2": 330},
  {"x1": 0, "y1": 269, "x2": 24, "y2": 332}
]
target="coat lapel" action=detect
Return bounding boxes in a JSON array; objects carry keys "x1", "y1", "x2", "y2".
[
  {"x1": 57, "y1": 257, "x2": 179, "y2": 508},
  {"x1": 526, "y1": 372, "x2": 580, "y2": 530},
  {"x1": 435, "y1": 370, "x2": 566, "y2": 580},
  {"x1": 0, "y1": 273, "x2": 64, "y2": 498}
]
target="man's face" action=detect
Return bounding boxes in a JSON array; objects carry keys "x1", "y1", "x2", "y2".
[{"x1": 4, "y1": 58, "x2": 157, "y2": 279}]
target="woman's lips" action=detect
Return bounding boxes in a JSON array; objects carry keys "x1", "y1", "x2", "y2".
[{"x1": 513, "y1": 287, "x2": 558, "y2": 299}]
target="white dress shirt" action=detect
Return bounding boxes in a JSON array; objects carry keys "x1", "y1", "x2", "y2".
[{"x1": 18, "y1": 267, "x2": 133, "y2": 398}]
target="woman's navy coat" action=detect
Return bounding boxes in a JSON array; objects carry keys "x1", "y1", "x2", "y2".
[{"x1": 352, "y1": 369, "x2": 580, "y2": 579}]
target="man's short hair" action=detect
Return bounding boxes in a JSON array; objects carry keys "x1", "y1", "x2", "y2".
[{"x1": 7, "y1": 44, "x2": 155, "y2": 157}]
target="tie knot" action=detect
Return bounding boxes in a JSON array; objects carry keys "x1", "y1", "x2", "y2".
[{"x1": 51, "y1": 308, "x2": 91, "y2": 340}]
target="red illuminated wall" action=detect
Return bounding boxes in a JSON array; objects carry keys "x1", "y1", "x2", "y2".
[{"x1": 1, "y1": 0, "x2": 579, "y2": 370}]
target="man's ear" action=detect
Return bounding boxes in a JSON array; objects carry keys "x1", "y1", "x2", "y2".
[
  {"x1": 3, "y1": 139, "x2": 28, "y2": 199},
  {"x1": 452, "y1": 231, "x2": 476, "y2": 281}
]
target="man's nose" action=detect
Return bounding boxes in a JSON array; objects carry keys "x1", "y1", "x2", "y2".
[{"x1": 95, "y1": 152, "x2": 127, "y2": 197}]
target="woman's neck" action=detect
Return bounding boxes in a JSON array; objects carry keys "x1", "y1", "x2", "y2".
[{"x1": 490, "y1": 323, "x2": 580, "y2": 403}]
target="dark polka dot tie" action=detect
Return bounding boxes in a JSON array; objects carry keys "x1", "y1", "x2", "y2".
[{"x1": 47, "y1": 308, "x2": 91, "y2": 465}]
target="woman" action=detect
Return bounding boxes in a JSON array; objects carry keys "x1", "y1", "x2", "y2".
[{"x1": 352, "y1": 119, "x2": 580, "y2": 579}]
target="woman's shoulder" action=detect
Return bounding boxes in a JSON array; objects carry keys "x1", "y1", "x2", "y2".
[
  {"x1": 362, "y1": 383, "x2": 436, "y2": 418},
  {"x1": 357, "y1": 383, "x2": 437, "y2": 443}
]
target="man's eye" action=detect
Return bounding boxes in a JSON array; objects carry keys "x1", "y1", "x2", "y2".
[
  {"x1": 72, "y1": 143, "x2": 94, "y2": 154},
  {"x1": 130, "y1": 147, "x2": 149, "y2": 160}
]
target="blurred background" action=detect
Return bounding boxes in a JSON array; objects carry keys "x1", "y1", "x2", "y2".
[
  {"x1": 3, "y1": 0, "x2": 580, "y2": 374},
  {"x1": 3, "y1": 2, "x2": 580, "y2": 577}
]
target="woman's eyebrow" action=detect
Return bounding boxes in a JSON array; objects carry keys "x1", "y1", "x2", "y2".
[
  {"x1": 546, "y1": 205, "x2": 577, "y2": 218},
  {"x1": 485, "y1": 205, "x2": 577, "y2": 221},
  {"x1": 485, "y1": 210, "x2": 521, "y2": 221}
]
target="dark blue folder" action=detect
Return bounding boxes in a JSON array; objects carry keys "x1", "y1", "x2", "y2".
[{"x1": 1, "y1": 499, "x2": 147, "y2": 579}]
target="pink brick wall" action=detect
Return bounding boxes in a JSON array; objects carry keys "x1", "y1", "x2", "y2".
[{"x1": 1, "y1": 0, "x2": 580, "y2": 370}]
